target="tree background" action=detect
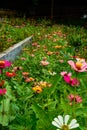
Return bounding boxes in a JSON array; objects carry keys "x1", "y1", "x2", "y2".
[{"x1": 0, "y1": 0, "x2": 87, "y2": 19}]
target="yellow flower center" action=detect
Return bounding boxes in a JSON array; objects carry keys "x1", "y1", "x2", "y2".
[
  {"x1": 76, "y1": 62, "x2": 83, "y2": 69},
  {"x1": 62, "y1": 125, "x2": 69, "y2": 130}
]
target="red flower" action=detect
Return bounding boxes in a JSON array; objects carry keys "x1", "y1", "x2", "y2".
[
  {"x1": 0, "y1": 88, "x2": 7, "y2": 95},
  {"x1": 6, "y1": 72, "x2": 16, "y2": 77}
]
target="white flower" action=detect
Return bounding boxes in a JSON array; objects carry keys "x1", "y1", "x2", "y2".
[
  {"x1": 52, "y1": 115, "x2": 79, "y2": 130},
  {"x1": 49, "y1": 71, "x2": 56, "y2": 76}
]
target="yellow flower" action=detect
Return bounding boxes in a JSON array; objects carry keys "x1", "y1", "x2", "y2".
[
  {"x1": 54, "y1": 45, "x2": 62, "y2": 49},
  {"x1": 39, "y1": 81, "x2": 47, "y2": 88},
  {"x1": 32, "y1": 86, "x2": 42, "y2": 93}
]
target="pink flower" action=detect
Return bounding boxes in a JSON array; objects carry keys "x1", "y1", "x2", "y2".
[
  {"x1": 20, "y1": 57, "x2": 26, "y2": 60},
  {"x1": 59, "y1": 60, "x2": 64, "y2": 63},
  {"x1": 40, "y1": 61, "x2": 49, "y2": 66},
  {"x1": 0, "y1": 60, "x2": 11, "y2": 68},
  {"x1": 60, "y1": 71, "x2": 72, "y2": 77},
  {"x1": 0, "y1": 88, "x2": 7, "y2": 95},
  {"x1": 32, "y1": 42, "x2": 38, "y2": 46},
  {"x1": 68, "y1": 58, "x2": 87, "y2": 72},
  {"x1": 68, "y1": 94, "x2": 82, "y2": 105}
]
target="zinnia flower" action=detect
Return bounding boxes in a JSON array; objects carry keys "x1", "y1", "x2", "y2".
[
  {"x1": 0, "y1": 80, "x2": 5, "y2": 87},
  {"x1": 20, "y1": 57, "x2": 26, "y2": 60},
  {"x1": 6, "y1": 72, "x2": 16, "y2": 77},
  {"x1": 59, "y1": 60, "x2": 64, "y2": 63},
  {"x1": 32, "y1": 86, "x2": 42, "y2": 93},
  {"x1": 60, "y1": 71, "x2": 72, "y2": 77},
  {"x1": 40, "y1": 60, "x2": 49, "y2": 66},
  {"x1": 32, "y1": 42, "x2": 38, "y2": 46},
  {"x1": 22, "y1": 72, "x2": 29, "y2": 78},
  {"x1": 39, "y1": 81, "x2": 47, "y2": 88},
  {"x1": 49, "y1": 70, "x2": 57, "y2": 76},
  {"x1": 0, "y1": 88, "x2": 7, "y2": 95},
  {"x1": 0, "y1": 60, "x2": 11, "y2": 68},
  {"x1": 68, "y1": 58, "x2": 87, "y2": 72},
  {"x1": 54, "y1": 45, "x2": 62, "y2": 49},
  {"x1": 47, "y1": 51, "x2": 53, "y2": 56},
  {"x1": 60, "y1": 72, "x2": 80, "y2": 86},
  {"x1": 25, "y1": 77, "x2": 34, "y2": 82},
  {"x1": 52, "y1": 115, "x2": 79, "y2": 130},
  {"x1": 68, "y1": 94, "x2": 82, "y2": 105}
]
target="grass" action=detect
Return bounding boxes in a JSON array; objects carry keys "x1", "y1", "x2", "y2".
[{"x1": 0, "y1": 17, "x2": 87, "y2": 130}]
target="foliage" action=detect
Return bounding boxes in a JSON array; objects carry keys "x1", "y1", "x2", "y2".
[{"x1": 0, "y1": 18, "x2": 87, "y2": 130}]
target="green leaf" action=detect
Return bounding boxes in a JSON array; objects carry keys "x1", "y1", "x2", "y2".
[{"x1": 32, "y1": 102, "x2": 51, "y2": 129}]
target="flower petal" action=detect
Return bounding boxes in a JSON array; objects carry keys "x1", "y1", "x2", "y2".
[
  {"x1": 54, "y1": 117, "x2": 62, "y2": 127},
  {"x1": 69, "y1": 119, "x2": 77, "y2": 126},
  {"x1": 68, "y1": 60, "x2": 77, "y2": 70},
  {"x1": 52, "y1": 120, "x2": 61, "y2": 128},
  {"x1": 64, "y1": 75, "x2": 71, "y2": 84},
  {"x1": 57, "y1": 115, "x2": 63, "y2": 125},
  {"x1": 60, "y1": 71, "x2": 67, "y2": 76},
  {"x1": 69, "y1": 123, "x2": 79, "y2": 129},
  {"x1": 64, "y1": 115, "x2": 70, "y2": 125},
  {"x1": 69, "y1": 119, "x2": 79, "y2": 129}
]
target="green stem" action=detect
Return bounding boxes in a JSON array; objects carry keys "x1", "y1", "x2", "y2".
[{"x1": 72, "y1": 72, "x2": 78, "y2": 118}]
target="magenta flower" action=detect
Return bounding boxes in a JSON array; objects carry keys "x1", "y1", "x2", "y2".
[
  {"x1": 64, "y1": 75, "x2": 79, "y2": 87},
  {"x1": 0, "y1": 88, "x2": 7, "y2": 95},
  {"x1": 60, "y1": 71, "x2": 80, "y2": 86},
  {"x1": 68, "y1": 58, "x2": 87, "y2": 72},
  {"x1": 70, "y1": 78, "x2": 80, "y2": 86},
  {"x1": 0, "y1": 60, "x2": 11, "y2": 69}
]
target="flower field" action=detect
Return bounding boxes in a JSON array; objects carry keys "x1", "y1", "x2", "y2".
[{"x1": 0, "y1": 18, "x2": 87, "y2": 130}]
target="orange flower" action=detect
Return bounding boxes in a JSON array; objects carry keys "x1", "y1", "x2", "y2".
[
  {"x1": 0, "y1": 80, "x2": 5, "y2": 87},
  {"x1": 32, "y1": 86, "x2": 42, "y2": 93},
  {"x1": 47, "y1": 51, "x2": 53, "y2": 56},
  {"x1": 0, "y1": 61, "x2": 5, "y2": 68},
  {"x1": 22, "y1": 72, "x2": 29, "y2": 77}
]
